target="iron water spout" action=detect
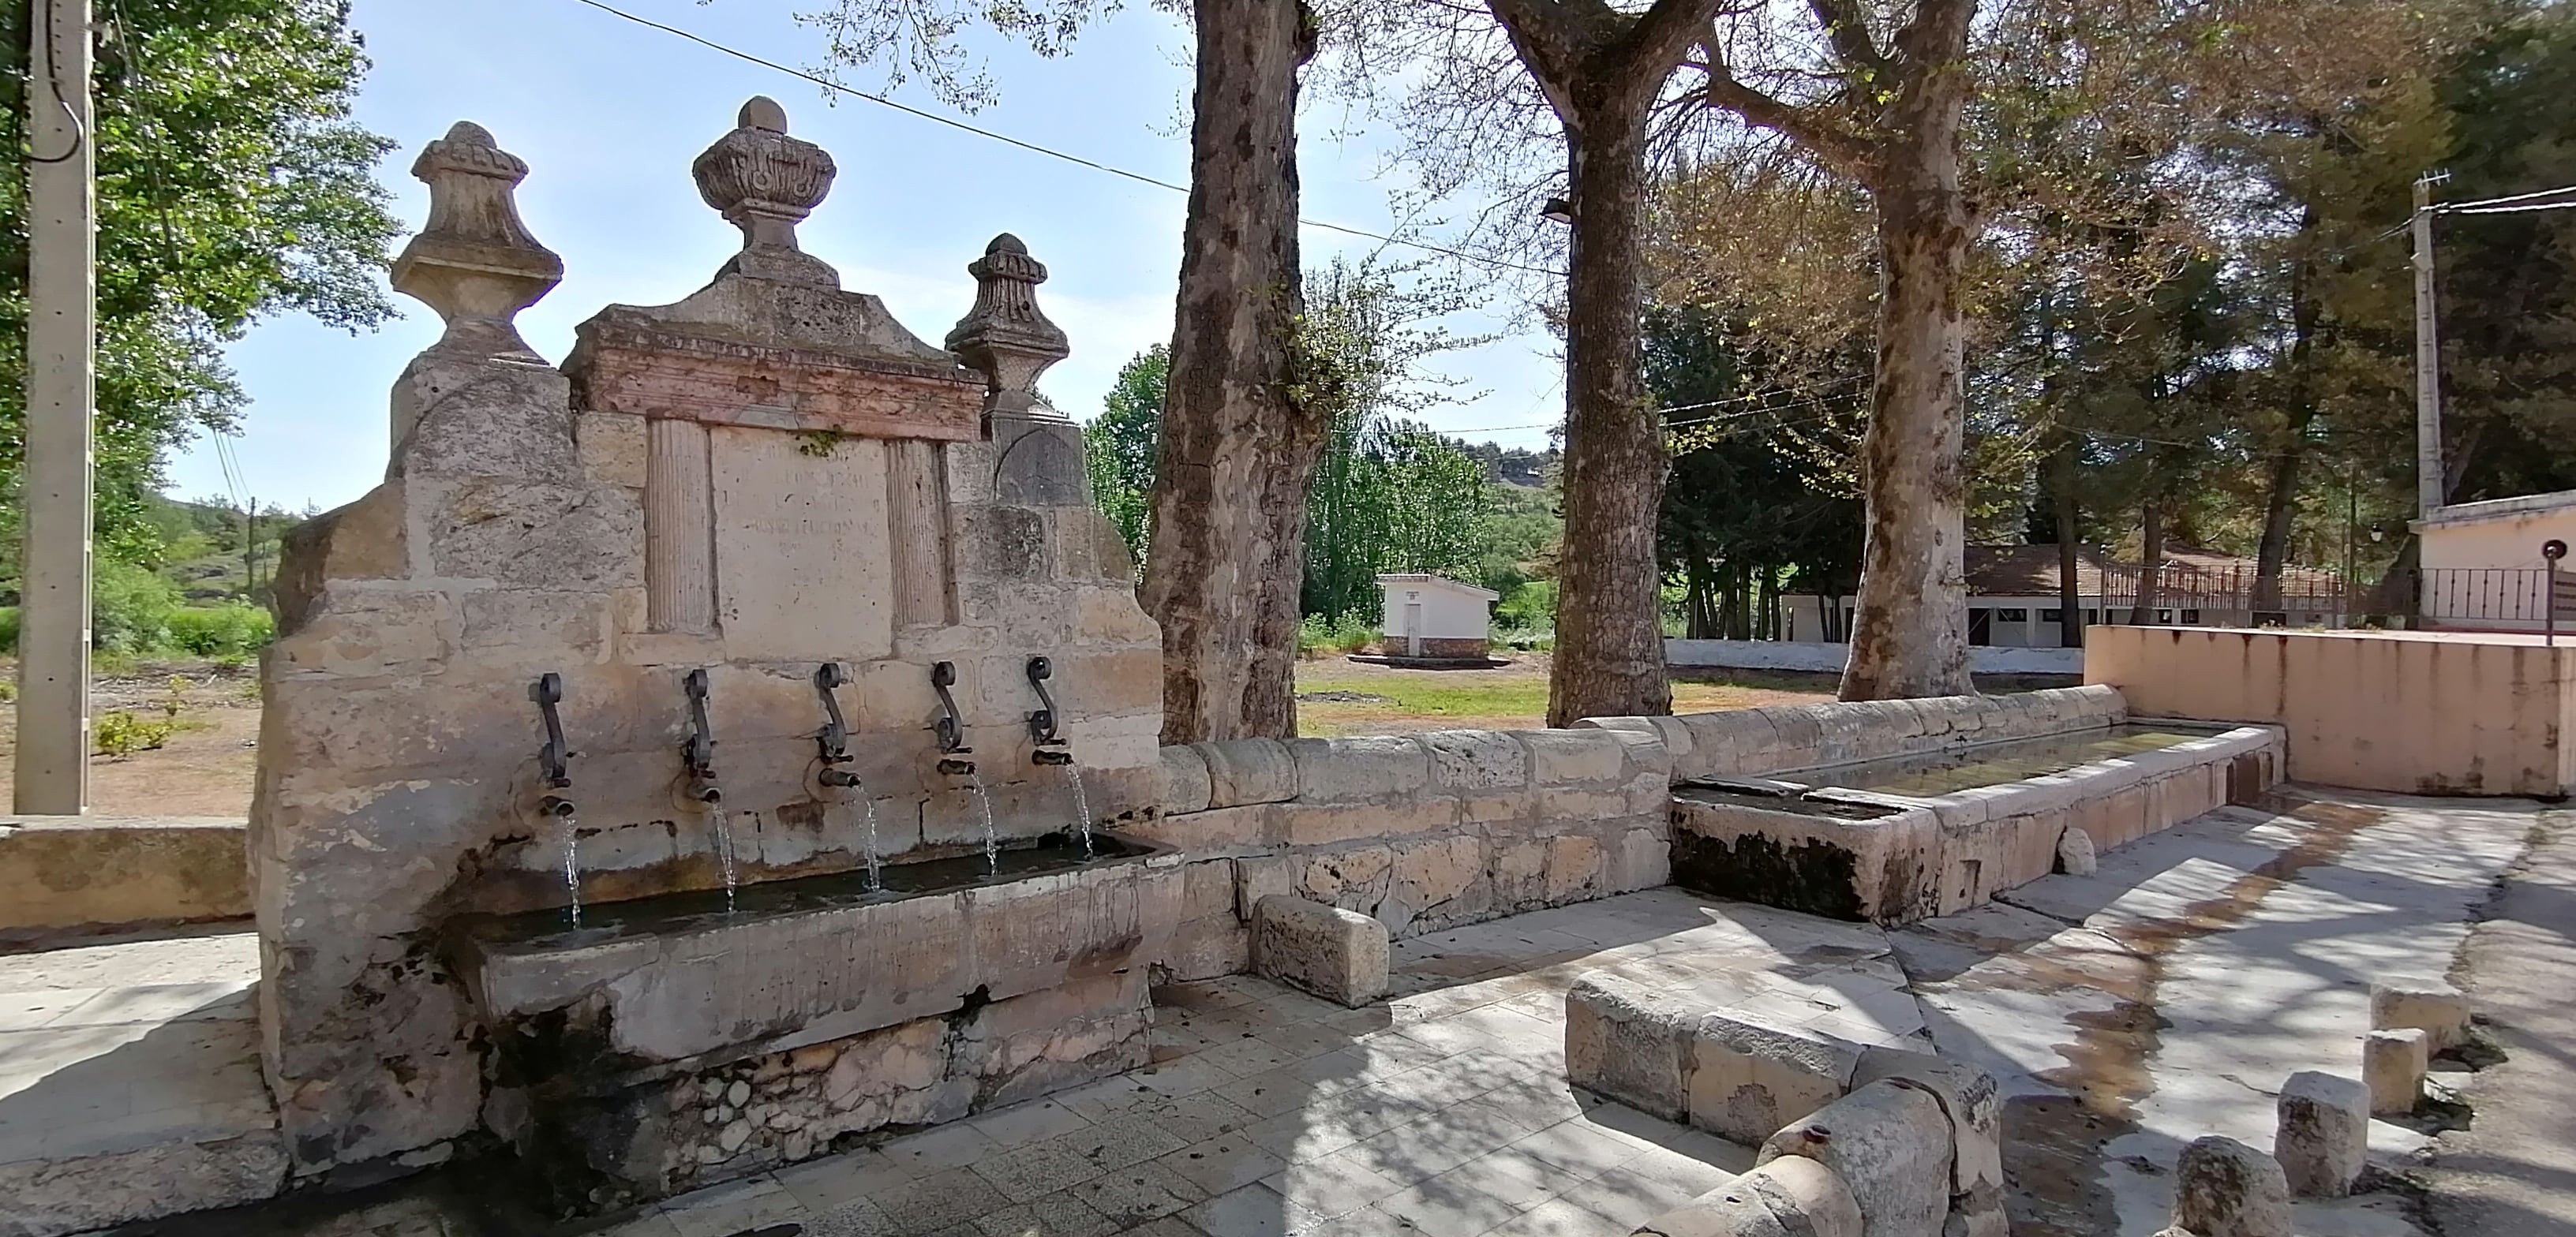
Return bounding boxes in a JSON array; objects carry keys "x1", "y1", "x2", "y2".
[
  {"x1": 1027, "y1": 656, "x2": 1073, "y2": 764},
  {"x1": 930, "y1": 661, "x2": 975, "y2": 775},
  {"x1": 530, "y1": 671, "x2": 577, "y2": 817},
  {"x1": 681, "y1": 667, "x2": 722, "y2": 803},
  {"x1": 814, "y1": 662, "x2": 863, "y2": 788}
]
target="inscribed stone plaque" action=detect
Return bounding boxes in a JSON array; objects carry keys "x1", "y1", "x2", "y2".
[{"x1": 710, "y1": 425, "x2": 894, "y2": 660}]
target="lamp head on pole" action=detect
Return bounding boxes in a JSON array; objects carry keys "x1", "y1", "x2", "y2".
[{"x1": 1539, "y1": 197, "x2": 1574, "y2": 226}]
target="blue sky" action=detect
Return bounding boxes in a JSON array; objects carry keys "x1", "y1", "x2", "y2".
[{"x1": 168, "y1": 0, "x2": 1566, "y2": 514}]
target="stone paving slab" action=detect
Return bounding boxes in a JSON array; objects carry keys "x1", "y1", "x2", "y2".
[
  {"x1": 1902, "y1": 789, "x2": 2540, "y2": 1237},
  {"x1": 606, "y1": 887, "x2": 1906, "y2": 1237},
  {"x1": 0, "y1": 927, "x2": 282, "y2": 1235}
]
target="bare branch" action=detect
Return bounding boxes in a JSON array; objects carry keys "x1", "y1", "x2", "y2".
[
  {"x1": 1805, "y1": 0, "x2": 1886, "y2": 73},
  {"x1": 1696, "y1": 38, "x2": 1872, "y2": 175}
]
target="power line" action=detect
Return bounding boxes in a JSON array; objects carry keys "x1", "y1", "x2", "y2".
[
  {"x1": 567, "y1": 0, "x2": 1567, "y2": 278},
  {"x1": 2434, "y1": 181, "x2": 2576, "y2": 213},
  {"x1": 1439, "y1": 373, "x2": 1873, "y2": 437}
]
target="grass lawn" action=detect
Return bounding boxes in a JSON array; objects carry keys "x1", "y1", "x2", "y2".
[{"x1": 1293, "y1": 653, "x2": 1843, "y2": 736}]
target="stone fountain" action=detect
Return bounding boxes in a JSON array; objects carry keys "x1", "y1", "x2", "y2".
[{"x1": 251, "y1": 100, "x2": 1168, "y2": 1209}]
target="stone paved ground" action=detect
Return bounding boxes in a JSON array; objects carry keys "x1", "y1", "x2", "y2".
[
  {"x1": 0, "y1": 925, "x2": 282, "y2": 1234},
  {"x1": 1896, "y1": 788, "x2": 2544, "y2": 1237},
  {"x1": 608, "y1": 889, "x2": 1919, "y2": 1237},
  {"x1": 2424, "y1": 806, "x2": 2576, "y2": 1235}
]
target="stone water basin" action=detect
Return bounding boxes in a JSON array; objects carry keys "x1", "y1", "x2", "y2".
[
  {"x1": 1670, "y1": 719, "x2": 2285, "y2": 924},
  {"x1": 453, "y1": 832, "x2": 1179, "y2": 1066}
]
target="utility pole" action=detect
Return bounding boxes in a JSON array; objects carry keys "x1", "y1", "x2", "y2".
[
  {"x1": 242, "y1": 499, "x2": 256, "y2": 598},
  {"x1": 17, "y1": 0, "x2": 95, "y2": 815},
  {"x1": 2413, "y1": 172, "x2": 2448, "y2": 520}
]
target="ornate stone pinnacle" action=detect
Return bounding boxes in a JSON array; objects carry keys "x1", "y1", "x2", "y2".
[
  {"x1": 390, "y1": 121, "x2": 564, "y2": 361},
  {"x1": 946, "y1": 234, "x2": 1071, "y2": 417},
  {"x1": 691, "y1": 96, "x2": 838, "y2": 285}
]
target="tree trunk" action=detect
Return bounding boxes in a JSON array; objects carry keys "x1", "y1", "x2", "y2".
[
  {"x1": 2132, "y1": 496, "x2": 2165, "y2": 625},
  {"x1": 1840, "y1": 144, "x2": 1973, "y2": 701},
  {"x1": 2052, "y1": 436, "x2": 2084, "y2": 648},
  {"x1": 1544, "y1": 107, "x2": 1672, "y2": 726},
  {"x1": 2254, "y1": 237, "x2": 2320, "y2": 615},
  {"x1": 1138, "y1": 0, "x2": 1316, "y2": 744}
]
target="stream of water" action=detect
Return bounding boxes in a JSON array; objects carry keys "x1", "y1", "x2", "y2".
[
  {"x1": 711, "y1": 806, "x2": 739, "y2": 914},
  {"x1": 559, "y1": 813, "x2": 582, "y2": 927},
  {"x1": 857, "y1": 797, "x2": 883, "y2": 891},
  {"x1": 1066, "y1": 765, "x2": 1094, "y2": 858},
  {"x1": 966, "y1": 770, "x2": 1001, "y2": 876}
]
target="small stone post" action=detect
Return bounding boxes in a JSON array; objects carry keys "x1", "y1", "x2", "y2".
[
  {"x1": 2370, "y1": 978, "x2": 2470, "y2": 1054},
  {"x1": 2173, "y1": 1135, "x2": 2292, "y2": 1237},
  {"x1": 2275, "y1": 1071, "x2": 2372, "y2": 1198},
  {"x1": 2364, "y1": 1028, "x2": 2429, "y2": 1116}
]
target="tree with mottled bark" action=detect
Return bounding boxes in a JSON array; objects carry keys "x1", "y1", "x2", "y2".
[
  {"x1": 1688, "y1": 0, "x2": 1979, "y2": 701},
  {"x1": 799, "y1": 0, "x2": 1323, "y2": 743},
  {"x1": 1463, "y1": 0, "x2": 1727, "y2": 726}
]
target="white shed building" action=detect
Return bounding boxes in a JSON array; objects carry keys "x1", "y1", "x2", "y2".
[{"x1": 1375, "y1": 574, "x2": 1500, "y2": 659}]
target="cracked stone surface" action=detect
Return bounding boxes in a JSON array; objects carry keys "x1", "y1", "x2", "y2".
[{"x1": 1898, "y1": 788, "x2": 2540, "y2": 1237}]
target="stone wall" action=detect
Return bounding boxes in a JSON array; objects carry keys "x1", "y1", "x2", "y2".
[
  {"x1": 1581, "y1": 683, "x2": 2129, "y2": 784},
  {"x1": 1131, "y1": 727, "x2": 1675, "y2": 979},
  {"x1": 250, "y1": 110, "x2": 1157, "y2": 1179},
  {"x1": 0, "y1": 817, "x2": 249, "y2": 934}
]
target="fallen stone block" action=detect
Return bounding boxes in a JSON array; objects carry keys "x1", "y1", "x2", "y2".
[
  {"x1": 1689, "y1": 1011, "x2": 1863, "y2": 1145},
  {"x1": 1758, "y1": 1080, "x2": 1951, "y2": 1237},
  {"x1": 2173, "y1": 1135, "x2": 2291, "y2": 1237},
  {"x1": 1567, "y1": 972, "x2": 1696, "y2": 1122},
  {"x1": 2054, "y1": 825, "x2": 2097, "y2": 876},
  {"x1": 2275, "y1": 1070, "x2": 2369, "y2": 1198},
  {"x1": 1851, "y1": 1046, "x2": 2003, "y2": 1233},
  {"x1": 2369, "y1": 977, "x2": 2469, "y2": 1054},
  {"x1": 2363, "y1": 1028, "x2": 2429, "y2": 1116},
  {"x1": 1249, "y1": 895, "x2": 1388, "y2": 1007},
  {"x1": 1632, "y1": 1158, "x2": 1863, "y2": 1237}
]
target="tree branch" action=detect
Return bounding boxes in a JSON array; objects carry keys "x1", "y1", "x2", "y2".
[
  {"x1": 1889, "y1": 0, "x2": 1976, "y2": 70},
  {"x1": 1696, "y1": 40, "x2": 1872, "y2": 174},
  {"x1": 1806, "y1": 0, "x2": 1886, "y2": 73}
]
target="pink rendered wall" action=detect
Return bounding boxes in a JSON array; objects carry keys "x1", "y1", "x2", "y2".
[{"x1": 2085, "y1": 626, "x2": 2574, "y2": 798}]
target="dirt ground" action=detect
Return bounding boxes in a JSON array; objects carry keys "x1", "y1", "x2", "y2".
[{"x1": 0, "y1": 660, "x2": 263, "y2": 817}]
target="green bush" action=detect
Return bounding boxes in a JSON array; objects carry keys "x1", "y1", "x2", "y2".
[
  {"x1": 0, "y1": 607, "x2": 17, "y2": 652},
  {"x1": 1297, "y1": 613, "x2": 1379, "y2": 656},
  {"x1": 1495, "y1": 580, "x2": 1557, "y2": 631},
  {"x1": 94, "y1": 709, "x2": 176, "y2": 757},
  {"x1": 94, "y1": 560, "x2": 181, "y2": 652},
  {"x1": 165, "y1": 604, "x2": 275, "y2": 657}
]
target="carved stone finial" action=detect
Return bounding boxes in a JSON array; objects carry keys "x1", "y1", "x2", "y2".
[
  {"x1": 390, "y1": 121, "x2": 564, "y2": 361},
  {"x1": 946, "y1": 234, "x2": 1071, "y2": 417},
  {"x1": 691, "y1": 97, "x2": 838, "y2": 285}
]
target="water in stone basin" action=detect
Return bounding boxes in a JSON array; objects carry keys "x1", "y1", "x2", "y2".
[
  {"x1": 1788, "y1": 722, "x2": 2230, "y2": 798},
  {"x1": 470, "y1": 832, "x2": 1156, "y2": 947}
]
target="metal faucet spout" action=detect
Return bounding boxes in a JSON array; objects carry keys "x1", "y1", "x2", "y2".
[
  {"x1": 935, "y1": 756, "x2": 976, "y2": 777},
  {"x1": 818, "y1": 767, "x2": 863, "y2": 788},
  {"x1": 1032, "y1": 748, "x2": 1073, "y2": 766},
  {"x1": 930, "y1": 661, "x2": 969, "y2": 754}
]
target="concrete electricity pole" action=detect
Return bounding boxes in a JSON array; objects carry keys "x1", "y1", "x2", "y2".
[
  {"x1": 17, "y1": 0, "x2": 95, "y2": 814},
  {"x1": 2412, "y1": 172, "x2": 2447, "y2": 520}
]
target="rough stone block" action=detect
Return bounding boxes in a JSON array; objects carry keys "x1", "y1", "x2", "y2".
[
  {"x1": 1289, "y1": 735, "x2": 1429, "y2": 803},
  {"x1": 1851, "y1": 1046, "x2": 2001, "y2": 1204},
  {"x1": 1159, "y1": 745, "x2": 1215, "y2": 816},
  {"x1": 2275, "y1": 1070, "x2": 2369, "y2": 1198},
  {"x1": 1233, "y1": 854, "x2": 1297, "y2": 921},
  {"x1": 1250, "y1": 895, "x2": 1390, "y2": 1007},
  {"x1": 575, "y1": 409, "x2": 648, "y2": 488},
  {"x1": 1757, "y1": 1081, "x2": 1950, "y2": 1237},
  {"x1": 2055, "y1": 826, "x2": 2097, "y2": 876},
  {"x1": 1689, "y1": 1012, "x2": 1863, "y2": 1145},
  {"x1": 2369, "y1": 978, "x2": 2469, "y2": 1053},
  {"x1": 1522, "y1": 728, "x2": 1628, "y2": 784},
  {"x1": 1199, "y1": 739, "x2": 1298, "y2": 808},
  {"x1": 1423, "y1": 729, "x2": 1531, "y2": 791},
  {"x1": 1567, "y1": 972, "x2": 1696, "y2": 1122},
  {"x1": 2173, "y1": 1135, "x2": 2291, "y2": 1237},
  {"x1": 1607, "y1": 824, "x2": 1672, "y2": 893},
  {"x1": 1737, "y1": 1156, "x2": 1865, "y2": 1237},
  {"x1": 2364, "y1": 1028, "x2": 2429, "y2": 1116}
]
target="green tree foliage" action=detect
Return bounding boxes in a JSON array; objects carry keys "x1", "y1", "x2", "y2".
[
  {"x1": 1304, "y1": 414, "x2": 1489, "y2": 620},
  {"x1": 0, "y1": 0, "x2": 400, "y2": 566},
  {"x1": 1646, "y1": 307, "x2": 1864, "y2": 640},
  {"x1": 1084, "y1": 344, "x2": 1165, "y2": 565}
]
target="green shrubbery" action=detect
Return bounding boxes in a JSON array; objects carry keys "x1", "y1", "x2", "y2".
[
  {"x1": 0, "y1": 561, "x2": 274, "y2": 660},
  {"x1": 1297, "y1": 613, "x2": 1377, "y2": 656}
]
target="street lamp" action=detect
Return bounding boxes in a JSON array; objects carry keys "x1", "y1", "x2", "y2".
[{"x1": 1540, "y1": 197, "x2": 1574, "y2": 225}]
